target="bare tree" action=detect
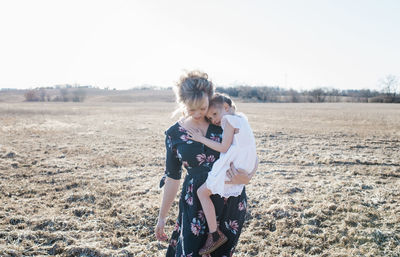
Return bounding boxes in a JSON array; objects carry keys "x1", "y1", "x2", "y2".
[
  {"x1": 24, "y1": 90, "x2": 39, "y2": 101},
  {"x1": 39, "y1": 89, "x2": 46, "y2": 101},
  {"x1": 288, "y1": 89, "x2": 299, "y2": 102},
  {"x1": 60, "y1": 89, "x2": 69, "y2": 102},
  {"x1": 310, "y1": 88, "x2": 326, "y2": 102},
  {"x1": 379, "y1": 74, "x2": 399, "y2": 102},
  {"x1": 72, "y1": 89, "x2": 86, "y2": 102}
]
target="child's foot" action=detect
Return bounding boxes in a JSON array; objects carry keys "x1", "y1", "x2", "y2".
[{"x1": 199, "y1": 228, "x2": 228, "y2": 255}]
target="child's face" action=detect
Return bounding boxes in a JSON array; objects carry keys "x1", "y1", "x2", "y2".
[{"x1": 206, "y1": 105, "x2": 224, "y2": 126}]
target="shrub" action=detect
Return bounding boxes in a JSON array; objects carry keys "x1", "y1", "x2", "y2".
[{"x1": 24, "y1": 90, "x2": 39, "y2": 101}]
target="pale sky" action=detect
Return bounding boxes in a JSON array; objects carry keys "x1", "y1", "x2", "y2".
[{"x1": 0, "y1": 0, "x2": 399, "y2": 90}]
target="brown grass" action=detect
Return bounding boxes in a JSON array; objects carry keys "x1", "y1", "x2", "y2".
[{"x1": 0, "y1": 102, "x2": 399, "y2": 256}]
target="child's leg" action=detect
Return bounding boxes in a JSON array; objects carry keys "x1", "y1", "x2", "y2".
[{"x1": 197, "y1": 183, "x2": 217, "y2": 232}]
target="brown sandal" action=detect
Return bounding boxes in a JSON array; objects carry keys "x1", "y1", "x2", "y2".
[{"x1": 199, "y1": 228, "x2": 228, "y2": 255}]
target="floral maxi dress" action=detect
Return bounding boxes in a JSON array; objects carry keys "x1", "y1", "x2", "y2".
[{"x1": 160, "y1": 122, "x2": 248, "y2": 257}]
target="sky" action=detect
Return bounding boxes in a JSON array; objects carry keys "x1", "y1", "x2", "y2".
[{"x1": 0, "y1": 0, "x2": 399, "y2": 91}]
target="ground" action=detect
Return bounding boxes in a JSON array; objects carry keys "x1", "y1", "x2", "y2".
[{"x1": 0, "y1": 102, "x2": 399, "y2": 256}]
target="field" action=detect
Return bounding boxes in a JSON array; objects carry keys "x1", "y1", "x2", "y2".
[{"x1": 0, "y1": 101, "x2": 399, "y2": 256}]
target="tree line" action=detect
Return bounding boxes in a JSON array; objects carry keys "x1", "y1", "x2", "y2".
[
  {"x1": 24, "y1": 88, "x2": 87, "y2": 102},
  {"x1": 20, "y1": 74, "x2": 400, "y2": 103},
  {"x1": 216, "y1": 86, "x2": 399, "y2": 103},
  {"x1": 216, "y1": 75, "x2": 399, "y2": 103}
]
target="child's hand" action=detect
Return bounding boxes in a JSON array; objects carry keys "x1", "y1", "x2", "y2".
[{"x1": 186, "y1": 128, "x2": 204, "y2": 143}]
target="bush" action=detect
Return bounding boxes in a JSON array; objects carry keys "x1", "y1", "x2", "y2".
[
  {"x1": 393, "y1": 97, "x2": 400, "y2": 103},
  {"x1": 368, "y1": 97, "x2": 384, "y2": 103},
  {"x1": 72, "y1": 89, "x2": 86, "y2": 102},
  {"x1": 24, "y1": 90, "x2": 39, "y2": 101}
]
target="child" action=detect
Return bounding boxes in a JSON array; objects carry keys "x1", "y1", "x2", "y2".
[{"x1": 187, "y1": 93, "x2": 257, "y2": 255}]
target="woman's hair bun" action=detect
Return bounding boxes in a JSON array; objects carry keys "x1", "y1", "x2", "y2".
[{"x1": 175, "y1": 70, "x2": 214, "y2": 105}]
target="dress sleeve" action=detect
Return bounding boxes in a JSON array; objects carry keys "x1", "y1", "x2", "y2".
[
  {"x1": 160, "y1": 130, "x2": 182, "y2": 188},
  {"x1": 221, "y1": 115, "x2": 241, "y2": 130}
]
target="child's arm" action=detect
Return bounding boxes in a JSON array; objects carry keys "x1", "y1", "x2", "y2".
[{"x1": 187, "y1": 121, "x2": 235, "y2": 153}]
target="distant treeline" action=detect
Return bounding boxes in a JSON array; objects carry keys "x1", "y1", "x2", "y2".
[
  {"x1": 23, "y1": 87, "x2": 87, "y2": 102},
  {"x1": 10, "y1": 74, "x2": 400, "y2": 103},
  {"x1": 216, "y1": 86, "x2": 398, "y2": 103},
  {"x1": 19, "y1": 86, "x2": 400, "y2": 103},
  {"x1": 217, "y1": 75, "x2": 400, "y2": 103}
]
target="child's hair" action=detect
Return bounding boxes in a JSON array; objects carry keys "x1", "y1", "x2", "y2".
[
  {"x1": 209, "y1": 93, "x2": 236, "y2": 112},
  {"x1": 172, "y1": 70, "x2": 214, "y2": 117}
]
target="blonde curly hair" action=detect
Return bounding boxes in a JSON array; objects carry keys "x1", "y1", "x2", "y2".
[{"x1": 173, "y1": 70, "x2": 214, "y2": 117}]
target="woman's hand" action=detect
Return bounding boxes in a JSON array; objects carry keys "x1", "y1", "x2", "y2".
[
  {"x1": 225, "y1": 163, "x2": 251, "y2": 184},
  {"x1": 155, "y1": 216, "x2": 168, "y2": 242},
  {"x1": 186, "y1": 128, "x2": 204, "y2": 143},
  {"x1": 225, "y1": 156, "x2": 259, "y2": 185},
  {"x1": 156, "y1": 177, "x2": 180, "y2": 242}
]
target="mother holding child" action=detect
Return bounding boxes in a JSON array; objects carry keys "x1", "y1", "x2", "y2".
[{"x1": 155, "y1": 71, "x2": 258, "y2": 256}]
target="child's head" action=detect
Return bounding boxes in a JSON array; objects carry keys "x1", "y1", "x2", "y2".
[{"x1": 206, "y1": 93, "x2": 236, "y2": 126}]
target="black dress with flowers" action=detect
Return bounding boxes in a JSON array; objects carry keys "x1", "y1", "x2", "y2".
[{"x1": 160, "y1": 122, "x2": 248, "y2": 257}]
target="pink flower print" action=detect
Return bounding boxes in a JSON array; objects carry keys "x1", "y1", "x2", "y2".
[
  {"x1": 238, "y1": 200, "x2": 247, "y2": 211},
  {"x1": 191, "y1": 219, "x2": 201, "y2": 236},
  {"x1": 185, "y1": 179, "x2": 194, "y2": 205},
  {"x1": 223, "y1": 197, "x2": 228, "y2": 205},
  {"x1": 178, "y1": 126, "x2": 186, "y2": 132},
  {"x1": 180, "y1": 134, "x2": 190, "y2": 141},
  {"x1": 197, "y1": 210, "x2": 205, "y2": 222},
  {"x1": 169, "y1": 239, "x2": 177, "y2": 247},
  {"x1": 187, "y1": 183, "x2": 193, "y2": 193},
  {"x1": 191, "y1": 218, "x2": 205, "y2": 236},
  {"x1": 206, "y1": 155, "x2": 215, "y2": 163},
  {"x1": 180, "y1": 132, "x2": 193, "y2": 144},
  {"x1": 210, "y1": 134, "x2": 221, "y2": 142},
  {"x1": 186, "y1": 196, "x2": 193, "y2": 205},
  {"x1": 173, "y1": 221, "x2": 180, "y2": 232},
  {"x1": 196, "y1": 153, "x2": 206, "y2": 165},
  {"x1": 225, "y1": 220, "x2": 239, "y2": 235}
]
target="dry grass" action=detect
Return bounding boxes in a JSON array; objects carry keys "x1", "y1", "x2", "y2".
[{"x1": 1, "y1": 102, "x2": 399, "y2": 256}]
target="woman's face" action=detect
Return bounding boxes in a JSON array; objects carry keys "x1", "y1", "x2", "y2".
[{"x1": 186, "y1": 96, "x2": 209, "y2": 121}]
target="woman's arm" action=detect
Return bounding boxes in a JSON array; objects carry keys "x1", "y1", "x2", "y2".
[
  {"x1": 155, "y1": 177, "x2": 180, "y2": 241},
  {"x1": 187, "y1": 121, "x2": 235, "y2": 153},
  {"x1": 225, "y1": 155, "x2": 259, "y2": 185}
]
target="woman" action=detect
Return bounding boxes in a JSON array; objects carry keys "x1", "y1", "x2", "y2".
[{"x1": 155, "y1": 71, "x2": 257, "y2": 256}]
